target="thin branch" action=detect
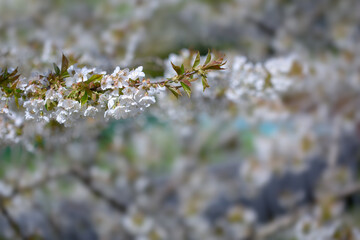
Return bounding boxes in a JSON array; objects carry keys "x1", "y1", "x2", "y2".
[
  {"x1": 0, "y1": 165, "x2": 128, "y2": 214},
  {"x1": 254, "y1": 182, "x2": 360, "y2": 239},
  {"x1": 70, "y1": 168, "x2": 127, "y2": 213},
  {"x1": 0, "y1": 199, "x2": 26, "y2": 240}
]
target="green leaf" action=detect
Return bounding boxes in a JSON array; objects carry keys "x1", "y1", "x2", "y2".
[
  {"x1": 180, "y1": 64, "x2": 185, "y2": 75},
  {"x1": 14, "y1": 96, "x2": 19, "y2": 108},
  {"x1": 61, "y1": 54, "x2": 69, "y2": 74},
  {"x1": 61, "y1": 71, "x2": 70, "y2": 79},
  {"x1": 87, "y1": 74, "x2": 103, "y2": 83},
  {"x1": 85, "y1": 89, "x2": 92, "y2": 97},
  {"x1": 81, "y1": 91, "x2": 88, "y2": 106},
  {"x1": 205, "y1": 49, "x2": 212, "y2": 65},
  {"x1": 165, "y1": 85, "x2": 180, "y2": 99},
  {"x1": 79, "y1": 90, "x2": 85, "y2": 99},
  {"x1": 171, "y1": 62, "x2": 182, "y2": 75},
  {"x1": 53, "y1": 63, "x2": 60, "y2": 76},
  {"x1": 204, "y1": 64, "x2": 223, "y2": 70},
  {"x1": 193, "y1": 52, "x2": 201, "y2": 68},
  {"x1": 203, "y1": 58, "x2": 226, "y2": 70},
  {"x1": 202, "y1": 76, "x2": 210, "y2": 91},
  {"x1": 180, "y1": 82, "x2": 191, "y2": 98}
]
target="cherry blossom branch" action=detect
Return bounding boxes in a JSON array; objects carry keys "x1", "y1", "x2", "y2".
[{"x1": 0, "y1": 51, "x2": 226, "y2": 129}]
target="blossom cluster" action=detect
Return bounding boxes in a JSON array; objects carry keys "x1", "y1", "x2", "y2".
[
  {"x1": 0, "y1": 52, "x2": 225, "y2": 147},
  {"x1": 2, "y1": 64, "x2": 156, "y2": 127}
]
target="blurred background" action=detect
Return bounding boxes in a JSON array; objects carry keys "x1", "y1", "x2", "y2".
[{"x1": 1, "y1": 0, "x2": 360, "y2": 239}]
